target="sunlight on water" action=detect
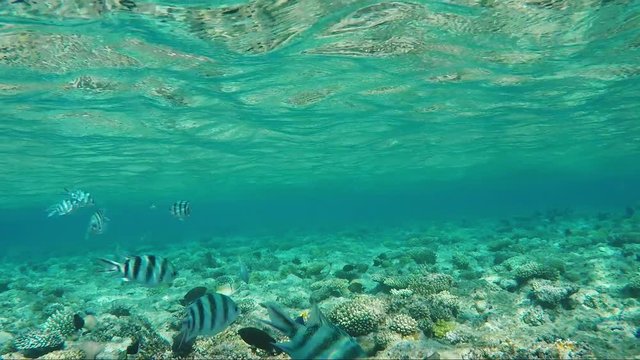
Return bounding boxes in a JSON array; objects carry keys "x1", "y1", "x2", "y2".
[{"x1": 0, "y1": 0, "x2": 638, "y2": 207}]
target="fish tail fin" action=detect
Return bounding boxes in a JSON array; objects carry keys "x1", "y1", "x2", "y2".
[
  {"x1": 172, "y1": 328, "x2": 195, "y2": 355},
  {"x1": 260, "y1": 302, "x2": 300, "y2": 338},
  {"x1": 172, "y1": 331, "x2": 184, "y2": 353},
  {"x1": 97, "y1": 258, "x2": 121, "y2": 273},
  {"x1": 46, "y1": 204, "x2": 59, "y2": 217},
  {"x1": 179, "y1": 330, "x2": 187, "y2": 349}
]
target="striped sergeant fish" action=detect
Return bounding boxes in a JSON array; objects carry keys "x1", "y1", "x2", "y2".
[
  {"x1": 99, "y1": 255, "x2": 177, "y2": 285},
  {"x1": 46, "y1": 188, "x2": 94, "y2": 217},
  {"x1": 170, "y1": 200, "x2": 191, "y2": 220},
  {"x1": 65, "y1": 188, "x2": 94, "y2": 208},
  {"x1": 261, "y1": 303, "x2": 365, "y2": 360},
  {"x1": 86, "y1": 210, "x2": 109, "y2": 239},
  {"x1": 47, "y1": 199, "x2": 76, "y2": 217},
  {"x1": 177, "y1": 293, "x2": 239, "y2": 347}
]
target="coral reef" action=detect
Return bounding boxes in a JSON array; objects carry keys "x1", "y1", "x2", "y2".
[
  {"x1": 13, "y1": 330, "x2": 64, "y2": 358},
  {"x1": 497, "y1": 278, "x2": 518, "y2": 292},
  {"x1": 425, "y1": 292, "x2": 460, "y2": 321},
  {"x1": 408, "y1": 248, "x2": 437, "y2": 265},
  {"x1": 43, "y1": 310, "x2": 77, "y2": 339},
  {"x1": 373, "y1": 331, "x2": 397, "y2": 351},
  {"x1": 1, "y1": 206, "x2": 639, "y2": 358},
  {"x1": 521, "y1": 306, "x2": 546, "y2": 326},
  {"x1": 408, "y1": 273, "x2": 453, "y2": 296},
  {"x1": 237, "y1": 298, "x2": 258, "y2": 314},
  {"x1": 309, "y1": 278, "x2": 349, "y2": 302},
  {"x1": 389, "y1": 314, "x2": 418, "y2": 336},
  {"x1": 371, "y1": 273, "x2": 410, "y2": 290},
  {"x1": 328, "y1": 296, "x2": 386, "y2": 336},
  {"x1": 106, "y1": 303, "x2": 132, "y2": 318},
  {"x1": 277, "y1": 290, "x2": 309, "y2": 309},
  {"x1": 39, "y1": 349, "x2": 85, "y2": 360},
  {"x1": 407, "y1": 301, "x2": 431, "y2": 321},
  {"x1": 390, "y1": 289, "x2": 413, "y2": 298},
  {"x1": 288, "y1": 262, "x2": 327, "y2": 279},
  {"x1": 433, "y1": 320, "x2": 456, "y2": 338},
  {"x1": 513, "y1": 261, "x2": 559, "y2": 284},
  {"x1": 529, "y1": 279, "x2": 578, "y2": 308},
  {"x1": 191, "y1": 327, "x2": 256, "y2": 360},
  {"x1": 10, "y1": 308, "x2": 82, "y2": 358},
  {"x1": 452, "y1": 253, "x2": 471, "y2": 270},
  {"x1": 86, "y1": 314, "x2": 169, "y2": 358}
]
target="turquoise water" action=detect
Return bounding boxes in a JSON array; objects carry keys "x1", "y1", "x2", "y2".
[
  {"x1": 1, "y1": 0, "x2": 640, "y2": 359},
  {"x1": 1, "y1": 0, "x2": 639, "y2": 246}
]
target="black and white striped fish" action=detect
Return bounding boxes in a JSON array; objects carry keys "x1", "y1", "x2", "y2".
[
  {"x1": 178, "y1": 293, "x2": 239, "y2": 346},
  {"x1": 86, "y1": 209, "x2": 109, "y2": 238},
  {"x1": 170, "y1": 200, "x2": 191, "y2": 220},
  {"x1": 65, "y1": 188, "x2": 94, "y2": 208},
  {"x1": 261, "y1": 303, "x2": 365, "y2": 360},
  {"x1": 99, "y1": 255, "x2": 177, "y2": 286},
  {"x1": 47, "y1": 199, "x2": 76, "y2": 217},
  {"x1": 47, "y1": 188, "x2": 94, "y2": 217}
]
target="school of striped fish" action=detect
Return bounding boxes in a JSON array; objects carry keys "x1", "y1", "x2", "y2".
[
  {"x1": 47, "y1": 190, "x2": 190, "y2": 238},
  {"x1": 45, "y1": 188, "x2": 363, "y2": 359}
]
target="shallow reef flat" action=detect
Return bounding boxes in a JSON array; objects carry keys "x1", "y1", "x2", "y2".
[{"x1": 1, "y1": 207, "x2": 640, "y2": 359}]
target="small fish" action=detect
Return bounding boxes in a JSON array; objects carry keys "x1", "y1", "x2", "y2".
[
  {"x1": 47, "y1": 199, "x2": 76, "y2": 217},
  {"x1": 261, "y1": 303, "x2": 365, "y2": 360},
  {"x1": 216, "y1": 282, "x2": 237, "y2": 296},
  {"x1": 238, "y1": 327, "x2": 281, "y2": 355},
  {"x1": 65, "y1": 188, "x2": 94, "y2": 208},
  {"x1": 119, "y1": 0, "x2": 137, "y2": 10},
  {"x1": 180, "y1": 286, "x2": 208, "y2": 306},
  {"x1": 342, "y1": 264, "x2": 355, "y2": 272},
  {"x1": 176, "y1": 293, "x2": 239, "y2": 347},
  {"x1": 170, "y1": 200, "x2": 191, "y2": 220},
  {"x1": 86, "y1": 210, "x2": 109, "y2": 238},
  {"x1": 126, "y1": 339, "x2": 140, "y2": 355},
  {"x1": 99, "y1": 255, "x2": 177, "y2": 286},
  {"x1": 47, "y1": 188, "x2": 95, "y2": 217},
  {"x1": 73, "y1": 314, "x2": 84, "y2": 330},
  {"x1": 239, "y1": 260, "x2": 249, "y2": 284},
  {"x1": 295, "y1": 309, "x2": 309, "y2": 325}
]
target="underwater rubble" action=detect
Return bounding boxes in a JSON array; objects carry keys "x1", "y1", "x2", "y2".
[{"x1": 0, "y1": 206, "x2": 639, "y2": 359}]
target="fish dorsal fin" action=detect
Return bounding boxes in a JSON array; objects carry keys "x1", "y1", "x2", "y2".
[
  {"x1": 260, "y1": 302, "x2": 301, "y2": 338},
  {"x1": 308, "y1": 303, "x2": 353, "y2": 338},
  {"x1": 307, "y1": 303, "x2": 328, "y2": 328}
]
